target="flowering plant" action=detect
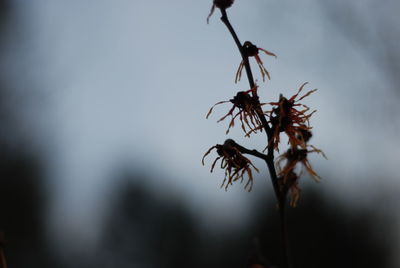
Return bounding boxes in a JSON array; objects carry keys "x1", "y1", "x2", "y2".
[{"x1": 202, "y1": 1, "x2": 325, "y2": 267}]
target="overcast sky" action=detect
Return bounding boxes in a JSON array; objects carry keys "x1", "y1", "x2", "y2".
[{"x1": 1, "y1": 0, "x2": 400, "y2": 262}]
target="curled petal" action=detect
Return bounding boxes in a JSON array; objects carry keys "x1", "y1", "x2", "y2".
[
  {"x1": 206, "y1": 101, "x2": 230, "y2": 119},
  {"x1": 290, "y1": 82, "x2": 309, "y2": 101},
  {"x1": 258, "y1": 47, "x2": 277, "y2": 58},
  {"x1": 206, "y1": 4, "x2": 216, "y2": 24},
  {"x1": 210, "y1": 156, "x2": 221, "y2": 172},
  {"x1": 245, "y1": 168, "x2": 253, "y2": 191},
  {"x1": 309, "y1": 145, "x2": 327, "y2": 159},
  {"x1": 255, "y1": 55, "x2": 270, "y2": 81},
  {"x1": 235, "y1": 60, "x2": 245, "y2": 83},
  {"x1": 202, "y1": 145, "x2": 216, "y2": 165},
  {"x1": 217, "y1": 105, "x2": 236, "y2": 122},
  {"x1": 298, "y1": 88, "x2": 318, "y2": 101},
  {"x1": 303, "y1": 160, "x2": 321, "y2": 182}
]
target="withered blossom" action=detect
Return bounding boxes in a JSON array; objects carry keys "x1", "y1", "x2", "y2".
[
  {"x1": 202, "y1": 139, "x2": 259, "y2": 191},
  {"x1": 276, "y1": 146, "x2": 326, "y2": 206},
  {"x1": 278, "y1": 170, "x2": 301, "y2": 207},
  {"x1": 276, "y1": 146, "x2": 326, "y2": 183},
  {"x1": 207, "y1": 0, "x2": 235, "y2": 24},
  {"x1": 236, "y1": 41, "x2": 276, "y2": 83},
  {"x1": 267, "y1": 82, "x2": 317, "y2": 150},
  {"x1": 206, "y1": 86, "x2": 264, "y2": 135}
]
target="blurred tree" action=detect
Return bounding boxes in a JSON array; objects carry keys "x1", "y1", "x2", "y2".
[
  {"x1": 319, "y1": 1, "x2": 400, "y2": 94},
  {"x1": 99, "y1": 175, "x2": 200, "y2": 268},
  {"x1": 98, "y1": 174, "x2": 393, "y2": 268},
  {"x1": 0, "y1": 0, "x2": 9, "y2": 25},
  {"x1": 251, "y1": 189, "x2": 393, "y2": 268},
  {"x1": 0, "y1": 148, "x2": 53, "y2": 268},
  {"x1": 0, "y1": 2, "x2": 57, "y2": 267}
]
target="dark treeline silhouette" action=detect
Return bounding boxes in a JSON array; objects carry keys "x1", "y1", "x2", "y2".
[
  {"x1": 250, "y1": 189, "x2": 393, "y2": 268},
  {"x1": 0, "y1": 151, "x2": 394, "y2": 268},
  {"x1": 99, "y1": 177, "x2": 200, "y2": 267},
  {"x1": 0, "y1": 0, "x2": 9, "y2": 25},
  {"x1": 96, "y1": 172, "x2": 393, "y2": 268},
  {"x1": 0, "y1": 2, "x2": 56, "y2": 266},
  {"x1": 0, "y1": 146, "x2": 57, "y2": 268}
]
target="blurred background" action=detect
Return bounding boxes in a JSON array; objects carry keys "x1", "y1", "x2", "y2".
[{"x1": 0, "y1": 0, "x2": 399, "y2": 267}]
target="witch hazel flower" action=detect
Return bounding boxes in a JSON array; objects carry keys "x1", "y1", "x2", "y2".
[
  {"x1": 276, "y1": 145, "x2": 327, "y2": 206},
  {"x1": 236, "y1": 41, "x2": 277, "y2": 83},
  {"x1": 206, "y1": 85, "x2": 264, "y2": 135},
  {"x1": 278, "y1": 170, "x2": 301, "y2": 207},
  {"x1": 277, "y1": 146, "x2": 326, "y2": 182},
  {"x1": 267, "y1": 82, "x2": 317, "y2": 150},
  {"x1": 202, "y1": 139, "x2": 259, "y2": 191}
]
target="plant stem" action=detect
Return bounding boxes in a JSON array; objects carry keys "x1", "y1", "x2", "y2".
[
  {"x1": 220, "y1": 9, "x2": 270, "y2": 134},
  {"x1": 279, "y1": 199, "x2": 290, "y2": 268},
  {"x1": 219, "y1": 8, "x2": 290, "y2": 268},
  {"x1": 220, "y1": 9, "x2": 256, "y2": 89}
]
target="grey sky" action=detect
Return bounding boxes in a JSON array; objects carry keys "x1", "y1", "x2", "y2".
[{"x1": 1, "y1": 0, "x2": 399, "y2": 262}]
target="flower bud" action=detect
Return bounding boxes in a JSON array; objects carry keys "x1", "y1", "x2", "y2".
[{"x1": 214, "y1": 0, "x2": 234, "y2": 9}]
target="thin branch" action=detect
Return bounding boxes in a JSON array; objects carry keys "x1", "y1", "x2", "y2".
[
  {"x1": 233, "y1": 141, "x2": 289, "y2": 268},
  {"x1": 218, "y1": 7, "x2": 283, "y2": 206},
  {"x1": 218, "y1": 8, "x2": 290, "y2": 268},
  {"x1": 230, "y1": 140, "x2": 267, "y2": 160},
  {"x1": 219, "y1": 9, "x2": 272, "y2": 137},
  {"x1": 220, "y1": 9, "x2": 256, "y2": 88}
]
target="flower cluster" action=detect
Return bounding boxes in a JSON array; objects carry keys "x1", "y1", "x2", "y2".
[
  {"x1": 255, "y1": 82, "x2": 324, "y2": 206},
  {"x1": 276, "y1": 144, "x2": 326, "y2": 206},
  {"x1": 236, "y1": 41, "x2": 276, "y2": 83},
  {"x1": 267, "y1": 82, "x2": 317, "y2": 150},
  {"x1": 277, "y1": 146, "x2": 326, "y2": 182},
  {"x1": 202, "y1": 139, "x2": 259, "y2": 191},
  {"x1": 206, "y1": 86, "x2": 263, "y2": 135},
  {"x1": 204, "y1": 2, "x2": 327, "y2": 267},
  {"x1": 204, "y1": 0, "x2": 325, "y2": 207}
]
